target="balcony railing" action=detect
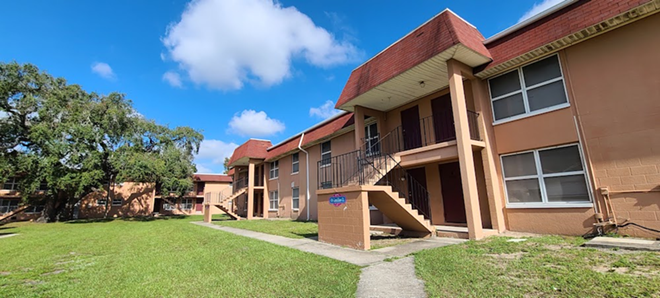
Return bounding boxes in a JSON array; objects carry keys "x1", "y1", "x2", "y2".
[{"x1": 317, "y1": 131, "x2": 432, "y2": 219}]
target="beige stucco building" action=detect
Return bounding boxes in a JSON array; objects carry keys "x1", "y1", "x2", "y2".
[
  {"x1": 1, "y1": 174, "x2": 232, "y2": 222},
  {"x1": 208, "y1": 0, "x2": 660, "y2": 250}
]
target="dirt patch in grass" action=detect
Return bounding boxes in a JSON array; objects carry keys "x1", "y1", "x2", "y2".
[{"x1": 370, "y1": 234, "x2": 419, "y2": 250}]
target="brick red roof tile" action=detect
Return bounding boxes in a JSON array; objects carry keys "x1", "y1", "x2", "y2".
[
  {"x1": 335, "y1": 10, "x2": 490, "y2": 109},
  {"x1": 227, "y1": 139, "x2": 272, "y2": 167},
  {"x1": 482, "y1": 0, "x2": 651, "y2": 72},
  {"x1": 265, "y1": 113, "x2": 355, "y2": 160},
  {"x1": 194, "y1": 174, "x2": 232, "y2": 183}
]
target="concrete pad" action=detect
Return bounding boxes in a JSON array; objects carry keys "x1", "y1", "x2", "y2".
[
  {"x1": 372, "y1": 238, "x2": 465, "y2": 258},
  {"x1": 356, "y1": 257, "x2": 426, "y2": 298},
  {"x1": 0, "y1": 234, "x2": 18, "y2": 239},
  {"x1": 584, "y1": 236, "x2": 660, "y2": 251}
]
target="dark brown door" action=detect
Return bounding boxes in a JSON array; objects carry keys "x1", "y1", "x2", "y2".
[
  {"x1": 195, "y1": 198, "x2": 204, "y2": 212},
  {"x1": 431, "y1": 94, "x2": 456, "y2": 143},
  {"x1": 407, "y1": 167, "x2": 430, "y2": 219},
  {"x1": 401, "y1": 106, "x2": 422, "y2": 150},
  {"x1": 154, "y1": 199, "x2": 162, "y2": 212},
  {"x1": 439, "y1": 162, "x2": 467, "y2": 223}
]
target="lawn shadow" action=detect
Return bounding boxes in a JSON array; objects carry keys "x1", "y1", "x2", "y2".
[
  {"x1": 293, "y1": 232, "x2": 319, "y2": 239},
  {"x1": 0, "y1": 232, "x2": 17, "y2": 237},
  {"x1": 66, "y1": 215, "x2": 188, "y2": 224},
  {"x1": 66, "y1": 218, "x2": 116, "y2": 224}
]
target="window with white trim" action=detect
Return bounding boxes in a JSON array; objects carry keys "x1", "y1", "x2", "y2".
[
  {"x1": 292, "y1": 187, "x2": 299, "y2": 210},
  {"x1": 269, "y1": 160, "x2": 279, "y2": 179},
  {"x1": 2, "y1": 177, "x2": 18, "y2": 191},
  {"x1": 292, "y1": 153, "x2": 299, "y2": 174},
  {"x1": 488, "y1": 55, "x2": 568, "y2": 122},
  {"x1": 163, "y1": 202, "x2": 175, "y2": 211},
  {"x1": 96, "y1": 198, "x2": 107, "y2": 206},
  {"x1": 501, "y1": 144, "x2": 591, "y2": 207},
  {"x1": 112, "y1": 197, "x2": 122, "y2": 206},
  {"x1": 0, "y1": 199, "x2": 19, "y2": 214},
  {"x1": 181, "y1": 198, "x2": 193, "y2": 210},
  {"x1": 269, "y1": 190, "x2": 279, "y2": 211},
  {"x1": 320, "y1": 141, "x2": 331, "y2": 167},
  {"x1": 25, "y1": 205, "x2": 45, "y2": 214}
]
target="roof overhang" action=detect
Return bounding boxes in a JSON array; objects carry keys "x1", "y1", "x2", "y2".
[{"x1": 337, "y1": 44, "x2": 490, "y2": 112}]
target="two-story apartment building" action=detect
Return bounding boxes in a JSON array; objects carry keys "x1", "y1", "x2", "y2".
[
  {"x1": 208, "y1": 0, "x2": 660, "y2": 249},
  {"x1": 1, "y1": 174, "x2": 232, "y2": 222}
]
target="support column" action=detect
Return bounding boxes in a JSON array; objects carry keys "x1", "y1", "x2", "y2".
[
  {"x1": 247, "y1": 160, "x2": 256, "y2": 220},
  {"x1": 353, "y1": 106, "x2": 366, "y2": 150},
  {"x1": 203, "y1": 205, "x2": 212, "y2": 223},
  {"x1": 262, "y1": 165, "x2": 269, "y2": 219},
  {"x1": 471, "y1": 79, "x2": 506, "y2": 232},
  {"x1": 447, "y1": 59, "x2": 484, "y2": 240}
]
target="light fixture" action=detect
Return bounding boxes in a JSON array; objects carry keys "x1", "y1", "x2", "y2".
[{"x1": 419, "y1": 81, "x2": 426, "y2": 88}]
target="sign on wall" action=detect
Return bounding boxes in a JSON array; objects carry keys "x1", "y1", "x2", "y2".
[{"x1": 329, "y1": 194, "x2": 346, "y2": 207}]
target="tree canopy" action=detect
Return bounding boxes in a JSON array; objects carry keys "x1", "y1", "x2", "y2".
[{"x1": 0, "y1": 62, "x2": 203, "y2": 221}]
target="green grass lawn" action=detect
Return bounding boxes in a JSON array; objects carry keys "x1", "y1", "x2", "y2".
[
  {"x1": 213, "y1": 217, "x2": 319, "y2": 239},
  {"x1": 415, "y1": 235, "x2": 660, "y2": 297},
  {"x1": 0, "y1": 215, "x2": 360, "y2": 297}
]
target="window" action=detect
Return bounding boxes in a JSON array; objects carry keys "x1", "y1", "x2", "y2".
[
  {"x1": 292, "y1": 187, "x2": 299, "y2": 210},
  {"x1": 181, "y1": 199, "x2": 193, "y2": 210},
  {"x1": 320, "y1": 141, "x2": 331, "y2": 167},
  {"x1": 489, "y1": 55, "x2": 568, "y2": 122},
  {"x1": 112, "y1": 197, "x2": 122, "y2": 206},
  {"x1": 96, "y1": 199, "x2": 107, "y2": 206},
  {"x1": 269, "y1": 161, "x2": 279, "y2": 179},
  {"x1": 163, "y1": 202, "x2": 175, "y2": 211},
  {"x1": 0, "y1": 199, "x2": 19, "y2": 214},
  {"x1": 292, "y1": 153, "x2": 300, "y2": 174},
  {"x1": 2, "y1": 177, "x2": 18, "y2": 191},
  {"x1": 196, "y1": 182, "x2": 205, "y2": 195},
  {"x1": 25, "y1": 205, "x2": 45, "y2": 214},
  {"x1": 269, "y1": 191, "x2": 279, "y2": 211},
  {"x1": 365, "y1": 123, "x2": 380, "y2": 156},
  {"x1": 501, "y1": 144, "x2": 591, "y2": 208}
]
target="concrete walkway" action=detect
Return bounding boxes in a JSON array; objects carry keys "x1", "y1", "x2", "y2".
[
  {"x1": 192, "y1": 221, "x2": 464, "y2": 266},
  {"x1": 192, "y1": 221, "x2": 464, "y2": 297},
  {"x1": 585, "y1": 236, "x2": 660, "y2": 251}
]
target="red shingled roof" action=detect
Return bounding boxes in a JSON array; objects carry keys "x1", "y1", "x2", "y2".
[
  {"x1": 335, "y1": 10, "x2": 490, "y2": 109},
  {"x1": 194, "y1": 174, "x2": 232, "y2": 183},
  {"x1": 227, "y1": 139, "x2": 272, "y2": 167},
  {"x1": 265, "y1": 112, "x2": 355, "y2": 160},
  {"x1": 482, "y1": 0, "x2": 651, "y2": 72}
]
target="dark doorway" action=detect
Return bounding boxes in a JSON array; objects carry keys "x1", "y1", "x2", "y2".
[
  {"x1": 195, "y1": 198, "x2": 204, "y2": 212},
  {"x1": 431, "y1": 94, "x2": 456, "y2": 143},
  {"x1": 407, "y1": 167, "x2": 430, "y2": 220},
  {"x1": 439, "y1": 162, "x2": 466, "y2": 224},
  {"x1": 154, "y1": 199, "x2": 162, "y2": 213},
  {"x1": 401, "y1": 106, "x2": 422, "y2": 150}
]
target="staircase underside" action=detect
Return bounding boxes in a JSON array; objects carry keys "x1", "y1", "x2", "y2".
[
  {"x1": 205, "y1": 187, "x2": 247, "y2": 220},
  {"x1": 0, "y1": 205, "x2": 29, "y2": 224},
  {"x1": 367, "y1": 186, "x2": 433, "y2": 234}
]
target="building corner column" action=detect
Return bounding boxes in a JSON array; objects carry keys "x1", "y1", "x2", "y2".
[
  {"x1": 262, "y1": 165, "x2": 269, "y2": 219},
  {"x1": 354, "y1": 106, "x2": 366, "y2": 150},
  {"x1": 447, "y1": 59, "x2": 484, "y2": 240},
  {"x1": 470, "y1": 79, "x2": 507, "y2": 233},
  {"x1": 247, "y1": 160, "x2": 256, "y2": 220}
]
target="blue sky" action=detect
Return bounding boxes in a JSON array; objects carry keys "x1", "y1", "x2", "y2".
[{"x1": 0, "y1": 0, "x2": 561, "y2": 173}]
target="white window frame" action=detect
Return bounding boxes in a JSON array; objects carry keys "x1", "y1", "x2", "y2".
[
  {"x1": 320, "y1": 141, "x2": 331, "y2": 168},
  {"x1": 111, "y1": 197, "x2": 122, "y2": 206},
  {"x1": 269, "y1": 160, "x2": 279, "y2": 180},
  {"x1": 2, "y1": 177, "x2": 18, "y2": 191},
  {"x1": 269, "y1": 190, "x2": 279, "y2": 211},
  {"x1": 181, "y1": 198, "x2": 193, "y2": 210},
  {"x1": 291, "y1": 153, "x2": 300, "y2": 175},
  {"x1": 501, "y1": 143, "x2": 593, "y2": 209},
  {"x1": 488, "y1": 54, "x2": 570, "y2": 125},
  {"x1": 163, "y1": 202, "x2": 175, "y2": 211},
  {"x1": 96, "y1": 198, "x2": 107, "y2": 207},
  {"x1": 0, "y1": 199, "x2": 19, "y2": 214},
  {"x1": 292, "y1": 187, "x2": 299, "y2": 211}
]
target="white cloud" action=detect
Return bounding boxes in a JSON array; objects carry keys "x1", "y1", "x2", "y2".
[
  {"x1": 162, "y1": 0, "x2": 360, "y2": 90},
  {"x1": 309, "y1": 100, "x2": 340, "y2": 119},
  {"x1": 0, "y1": 111, "x2": 7, "y2": 119},
  {"x1": 518, "y1": 0, "x2": 566, "y2": 23},
  {"x1": 194, "y1": 139, "x2": 239, "y2": 173},
  {"x1": 228, "y1": 110, "x2": 285, "y2": 137},
  {"x1": 162, "y1": 71, "x2": 183, "y2": 88},
  {"x1": 91, "y1": 62, "x2": 116, "y2": 80}
]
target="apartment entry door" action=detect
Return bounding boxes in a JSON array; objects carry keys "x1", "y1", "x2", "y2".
[
  {"x1": 431, "y1": 94, "x2": 456, "y2": 143},
  {"x1": 439, "y1": 162, "x2": 467, "y2": 224},
  {"x1": 401, "y1": 106, "x2": 422, "y2": 150}
]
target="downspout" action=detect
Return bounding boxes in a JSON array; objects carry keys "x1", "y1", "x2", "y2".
[{"x1": 298, "y1": 133, "x2": 311, "y2": 221}]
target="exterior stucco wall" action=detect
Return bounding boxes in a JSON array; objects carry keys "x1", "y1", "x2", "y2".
[
  {"x1": 562, "y1": 13, "x2": 660, "y2": 238},
  {"x1": 79, "y1": 182, "x2": 155, "y2": 218}
]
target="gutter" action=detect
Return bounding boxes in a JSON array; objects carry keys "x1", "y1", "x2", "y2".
[
  {"x1": 298, "y1": 133, "x2": 311, "y2": 221},
  {"x1": 484, "y1": 0, "x2": 578, "y2": 44}
]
